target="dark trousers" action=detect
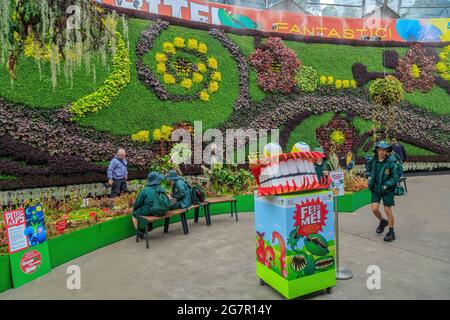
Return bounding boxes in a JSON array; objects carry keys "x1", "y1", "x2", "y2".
[{"x1": 110, "y1": 178, "x2": 128, "y2": 198}]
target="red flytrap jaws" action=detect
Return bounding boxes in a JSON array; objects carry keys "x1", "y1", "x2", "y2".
[{"x1": 250, "y1": 151, "x2": 331, "y2": 196}]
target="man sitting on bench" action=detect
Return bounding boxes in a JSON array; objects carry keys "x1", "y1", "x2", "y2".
[
  {"x1": 132, "y1": 171, "x2": 170, "y2": 239},
  {"x1": 166, "y1": 170, "x2": 192, "y2": 210}
]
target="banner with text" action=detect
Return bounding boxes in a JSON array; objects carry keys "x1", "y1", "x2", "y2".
[{"x1": 99, "y1": 0, "x2": 450, "y2": 42}]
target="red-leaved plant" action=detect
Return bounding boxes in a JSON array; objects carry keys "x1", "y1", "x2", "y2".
[
  {"x1": 396, "y1": 44, "x2": 435, "y2": 93},
  {"x1": 249, "y1": 37, "x2": 300, "y2": 94}
]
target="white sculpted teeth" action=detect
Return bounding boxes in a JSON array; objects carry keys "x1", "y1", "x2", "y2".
[
  {"x1": 288, "y1": 178, "x2": 296, "y2": 187},
  {"x1": 287, "y1": 159, "x2": 298, "y2": 175},
  {"x1": 272, "y1": 163, "x2": 280, "y2": 178},
  {"x1": 296, "y1": 159, "x2": 305, "y2": 172},
  {"x1": 280, "y1": 162, "x2": 289, "y2": 176}
]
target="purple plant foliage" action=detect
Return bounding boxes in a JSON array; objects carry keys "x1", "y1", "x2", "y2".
[
  {"x1": 0, "y1": 99, "x2": 156, "y2": 169},
  {"x1": 209, "y1": 28, "x2": 250, "y2": 111},
  {"x1": 383, "y1": 50, "x2": 399, "y2": 69},
  {"x1": 0, "y1": 134, "x2": 49, "y2": 165}
]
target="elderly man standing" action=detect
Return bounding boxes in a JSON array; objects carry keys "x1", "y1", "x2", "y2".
[{"x1": 107, "y1": 149, "x2": 128, "y2": 198}]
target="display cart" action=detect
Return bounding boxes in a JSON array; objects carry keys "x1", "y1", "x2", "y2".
[{"x1": 255, "y1": 190, "x2": 336, "y2": 299}]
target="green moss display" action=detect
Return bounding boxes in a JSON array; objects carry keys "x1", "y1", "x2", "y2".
[
  {"x1": 78, "y1": 21, "x2": 239, "y2": 135},
  {"x1": 404, "y1": 86, "x2": 450, "y2": 115},
  {"x1": 286, "y1": 113, "x2": 334, "y2": 151}
]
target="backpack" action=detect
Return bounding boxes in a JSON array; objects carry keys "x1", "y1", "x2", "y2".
[
  {"x1": 392, "y1": 152, "x2": 404, "y2": 178},
  {"x1": 395, "y1": 185, "x2": 405, "y2": 196},
  {"x1": 150, "y1": 189, "x2": 171, "y2": 216},
  {"x1": 190, "y1": 184, "x2": 206, "y2": 205}
]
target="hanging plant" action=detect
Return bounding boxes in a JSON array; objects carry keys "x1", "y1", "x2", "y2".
[
  {"x1": 0, "y1": 0, "x2": 118, "y2": 84},
  {"x1": 249, "y1": 37, "x2": 300, "y2": 94}
]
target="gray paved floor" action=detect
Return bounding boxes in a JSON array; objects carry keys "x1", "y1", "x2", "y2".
[{"x1": 1, "y1": 175, "x2": 449, "y2": 300}]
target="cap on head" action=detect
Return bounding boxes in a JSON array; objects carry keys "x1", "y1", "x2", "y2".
[
  {"x1": 374, "y1": 140, "x2": 392, "y2": 150},
  {"x1": 166, "y1": 169, "x2": 180, "y2": 181}
]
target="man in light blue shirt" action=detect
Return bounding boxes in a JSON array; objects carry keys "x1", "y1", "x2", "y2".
[{"x1": 107, "y1": 149, "x2": 129, "y2": 197}]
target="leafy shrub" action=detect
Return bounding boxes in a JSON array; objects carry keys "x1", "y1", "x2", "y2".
[
  {"x1": 436, "y1": 45, "x2": 450, "y2": 81},
  {"x1": 327, "y1": 76, "x2": 334, "y2": 85},
  {"x1": 342, "y1": 80, "x2": 350, "y2": 88},
  {"x1": 131, "y1": 131, "x2": 150, "y2": 143},
  {"x1": 335, "y1": 80, "x2": 342, "y2": 89},
  {"x1": 163, "y1": 42, "x2": 176, "y2": 54},
  {"x1": 211, "y1": 165, "x2": 254, "y2": 195},
  {"x1": 199, "y1": 90, "x2": 209, "y2": 101},
  {"x1": 296, "y1": 65, "x2": 319, "y2": 93},
  {"x1": 173, "y1": 37, "x2": 185, "y2": 48},
  {"x1": 208, "y1": 81, "x2": 219, "y2": 93},
  {"x1": 369, "y1": 75, "x2": 404, "y2": 105},
  {"x1": 197, "y1": 43, "x2": 208, "y2": 54},
  {"x1": 70, "y1": 32, "x2": 131, "y2": 119},
  {"x1": 153, "y1": 125, "x2": 173, "y2": 142},
  {"x1": 181, "y1": 78, "x2": 193, "y2": 89},
  {"x1": 249, "y1": 37, "x2": 300, "y2": 93}
]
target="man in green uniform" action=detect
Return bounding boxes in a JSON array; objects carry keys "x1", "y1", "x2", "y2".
[
  {"x1": 132, "y1": 171, "x2": 170, "y2": 239},
  {"x1": 166, "y1": 170, "x2": 192, "y2": 209},
  {"x1": 366, "y1": 140, "x2": 400, "y2": 242},
  {"x1": 314, "y1": 147, "x2": 334, "y2": 182}
]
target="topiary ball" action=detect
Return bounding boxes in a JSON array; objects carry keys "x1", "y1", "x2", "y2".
[{"x1": 369, "y1": 75, "x2": 404, "y2": 106}]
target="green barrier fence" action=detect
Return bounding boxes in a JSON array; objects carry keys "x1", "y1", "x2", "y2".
[{"x1": 0, "y1": 191, "x2": 369, "y2": 293}]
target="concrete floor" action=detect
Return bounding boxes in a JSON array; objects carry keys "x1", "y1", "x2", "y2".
[{"x1": 1, "y1": 175, "x2": 449, "y2": 300}]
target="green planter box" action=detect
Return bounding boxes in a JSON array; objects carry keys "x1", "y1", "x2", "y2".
[
  {"x1": 0, "y1": 254, "x2": 12, "y2": 293},
  {"x1": 337, "y1": 189, "x2": 371, "y2": 213},
  {"x1": 0, "y1": 195, "x2": 255, "y2": 293},
  {"x1": 47, "y1": 215, "x2": 137, "y2": 268}
]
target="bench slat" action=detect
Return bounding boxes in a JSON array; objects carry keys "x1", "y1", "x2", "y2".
[
  {"x1": 140, "y1": 208, "x2": 187, "y2": 222},
  {"x1": 205, "y1": 197, "x2": 236, "y2": 204}
]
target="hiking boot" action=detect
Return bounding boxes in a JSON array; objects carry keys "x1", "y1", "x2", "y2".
[
  {"x1": 376, "y1": 219, "x2": 389, "y2": 234},
  {"x1": 384, "y1": 230, "x2": 396, "y2": 242}
]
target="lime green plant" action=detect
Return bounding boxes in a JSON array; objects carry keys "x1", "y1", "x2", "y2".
[
  {"x1": 131, "y1": 130, "x2": 150, "y2": 143},
  {"x1": 436, "y1": 45, "x2": 450, "y2": 81},
  {"x1": 369, "y1": 75, "x2": 404, "y2": 106},
  {"x1": 330, "y1": 130, "x2": 345, "y2": 146},
  {"x1": 69, "y1": 32, "x2": 131, "y2": 119},
  {"x1": 296, "y1": 65, "x2": 319, "y2": 93}
]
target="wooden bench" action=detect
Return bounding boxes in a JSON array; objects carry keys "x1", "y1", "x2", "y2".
[
  {"x1": 204, "y1": 196, "x2": 238, "y2": 223},
  {"x1": 136, "y1": 208, "x2": 189, "y2": 249},
  {"x1": 192, "y1": 203, "x2": 212, "y2": 226}
]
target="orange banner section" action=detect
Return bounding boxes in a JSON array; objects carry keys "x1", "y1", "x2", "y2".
[{"x1": 99, "y1": 0, "x2": 450, "y2": 42}]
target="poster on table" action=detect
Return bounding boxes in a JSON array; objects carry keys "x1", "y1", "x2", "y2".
[
  {"x1": 329, "y1": 170, "x2": 345, "y2": 196},
  {"x1": 3, "y1": 205, "x2": 51, "y2": 288},
  {"x1": 254, "y1": 190, "x2": 336, "y2": 299}
]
